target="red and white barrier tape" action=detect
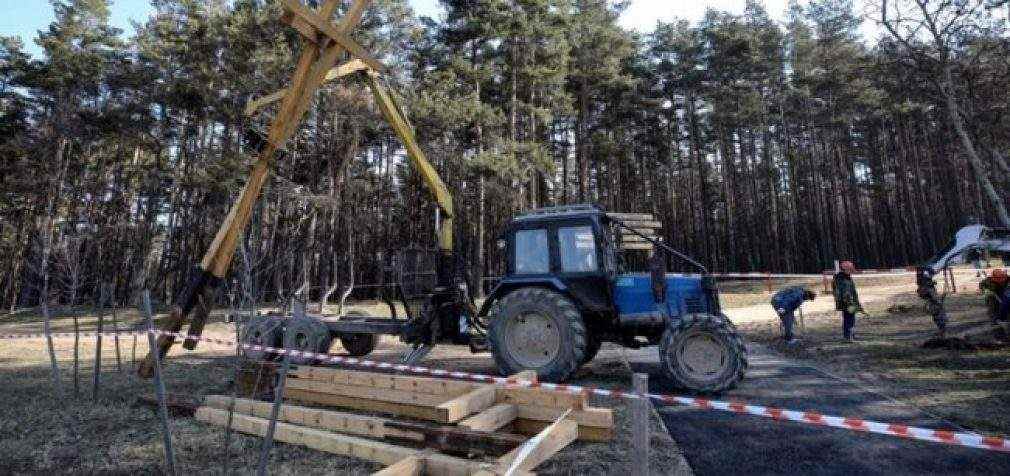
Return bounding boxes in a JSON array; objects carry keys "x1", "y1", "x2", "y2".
[{"x1": 4, "y1": 329, "x2": 1008, "y2": 452}]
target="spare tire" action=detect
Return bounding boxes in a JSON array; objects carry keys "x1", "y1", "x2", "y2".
[
  {"x1": 659, "y1": 313, "x2": 747, "y2": 393},
  {"x1": 488, "y1": 288, "x2": 586, "y2": 382}
]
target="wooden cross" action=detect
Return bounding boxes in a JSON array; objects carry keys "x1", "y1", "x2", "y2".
[{"x1": 140, "y1": 0, "x2": 385, "y2": 376}]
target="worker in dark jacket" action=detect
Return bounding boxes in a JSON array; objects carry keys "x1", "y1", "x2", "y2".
[
  {"x1": 916, "y1": 267, "x2": 948, "y2": 338},
  {"x1": 771, "y1": 286, "x2": 816, "y2": 344},
  {"x1": 832, "y1": 261, "x2": 864, "y2": 341}
]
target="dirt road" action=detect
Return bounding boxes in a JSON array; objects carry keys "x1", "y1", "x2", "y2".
[{"x1": 626, "y1": 344, "x2": 1010, "y2": 475}]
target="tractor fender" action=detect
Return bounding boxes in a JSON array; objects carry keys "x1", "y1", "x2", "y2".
[{"x1": 478, "y1": 277, "x2": 570, "y2": 317}]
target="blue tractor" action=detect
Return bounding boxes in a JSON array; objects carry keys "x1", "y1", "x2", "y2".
[
  {"x1": 239, "y1": 204, "x2": 747, "y2": 394},
  {"x1": 478, "y1": 205, "x2": 748, "y2": 392}
]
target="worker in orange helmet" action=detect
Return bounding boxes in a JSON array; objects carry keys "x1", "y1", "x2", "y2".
[
  {"x1": 832, "y1": 261, "x2": 864, "y2": 341},
  {"x1": 980, "y1": 269, "x2": 1009, "y2": 325}
]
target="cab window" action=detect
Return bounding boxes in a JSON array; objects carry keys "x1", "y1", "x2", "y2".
[
  {"x1": 514, "y1": 228, "x2": 549, "y2": 274},
  {"x1": 559, "y1": 226, "x2": 597, "y2": 272}
]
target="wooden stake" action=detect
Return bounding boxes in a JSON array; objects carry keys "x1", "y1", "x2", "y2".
[
  {"x1": 632, "y1": 373, "x2": 650, "y2": 476},
  {"x1": 142, "y1": 291, "x2": 176, "y2": 476}
]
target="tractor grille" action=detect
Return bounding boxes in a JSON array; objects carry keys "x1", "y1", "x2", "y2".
[{"x1": 683, "y1": 297, "x2": 706, "y2": 314}]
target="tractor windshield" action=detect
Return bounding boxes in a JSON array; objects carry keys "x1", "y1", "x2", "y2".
[{"x1": 515, "y1": 228, "x2": 550, "y2": 274}]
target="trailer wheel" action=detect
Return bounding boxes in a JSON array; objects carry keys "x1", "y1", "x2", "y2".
[
  {"x1": 659, "y1": 313, "x2": 747, "y2": 393},
  {"x1": 240, "y1": 315, "x2": 284, "y2": 361},
  {"x1": 338, "y1": 310, "x2": 378, "y2": 357},
  {"x1": 488, "y1": 288, "x2": 586, "y2": 382},
  {"x1": 283, "y1": 316, "x2": 333, "y2": 365}
]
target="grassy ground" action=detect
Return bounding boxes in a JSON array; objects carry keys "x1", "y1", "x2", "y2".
[
  {"x1": 0, "y1": 305, "x2": 686, "y2": 475},
  {"x1": 736, "y1": 286, "x2": 1010, "y2": 436}
]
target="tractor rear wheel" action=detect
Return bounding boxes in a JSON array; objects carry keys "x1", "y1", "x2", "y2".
[
  {"x1": 337, "y1": 310, "x2": 378, "y2": 357},
  {"x1": 488, "y1": 288, "x2": 587, "y2": 382},
  {"x1": 659, "y1": 313, "x2": 747, "y2": 393}
]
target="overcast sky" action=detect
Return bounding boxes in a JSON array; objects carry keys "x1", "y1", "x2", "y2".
[{"x1": 1, "y1": 0, "x2": 881, "y2": 58}]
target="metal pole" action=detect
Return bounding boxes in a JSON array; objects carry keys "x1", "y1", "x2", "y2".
[
  {"x1": 93, "y1": 286, "x2": 108, "y2": 400},
  {"x1": 142, "y1": 291, "x2": 177, "y2": 476},
  {"x1": 633, "y1": 373, "x2": 650, "y2": 475},
  {"x1": 257, "y1": 301, "x2": 298, "y2": 475}
]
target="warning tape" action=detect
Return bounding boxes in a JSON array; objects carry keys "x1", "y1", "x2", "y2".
[{"x1": 4, "y1": 329, "x2": 1009, "y2": 452}]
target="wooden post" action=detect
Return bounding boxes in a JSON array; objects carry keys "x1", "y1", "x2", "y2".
[
  {"x1": 632, "y1": 373, "x2": 649, "y2": 476},
  {"x1": 93, "y1": 286, "x2": 108, "y2": 400},
  {"x1": 142, "y1": 291, "x2": 177, "y2": 476},
  {"x1": 765, "y1": 273, "x2": 773, "y2": 293}
]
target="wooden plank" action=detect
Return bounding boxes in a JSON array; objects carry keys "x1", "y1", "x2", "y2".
[
  {"x1": 620, "y1": 234, "x2": 651, "y2": 243},
  {"x1": 195, "y1": 407, "x2": 485, "y2": 476},
  {"x1": 372, "y1": 456, "x2": 424, "y2": 476},
  {"x1": 622, "y1": 227, "x2": 656, "y2": 236},
  {"x1": 436, "y1": 385, "x2": 497, "y2": 423},
  {"x1": 512, "y1": 418, "x2": 613, "y2": 442},
  {"x1": 497, "y1": 415, "x2": 578, "y2": 473},
  {"x1": 244, "y1": 59, "x2": 369, "y2": 116},
  {"x1": 292, "y1": 366, "x2": 477, "y2": 396},
  {"x1": 459, "y1": 403, "x2": 517, "y2": 432},
  {"x1": 606, "y1": 212, "x2": 655, "y2": 221},
  {"x1": 499, "y1": 386, "x2": 586, "y2": 410},
  {"x1": 287, "y1": 379, "x2": 451, "y2": 407},
  {"x1": 515, "y1": 405, "x2": 613, "y2": 429},
  {"x1": 621, "y1": 243, "x2": 654, "y2": 251},
  {"x1": 286, "y1": 388, "x2": 447, "y2": 422},
  {"x1": 281, "y1": 0, "x2": 386, "y2": 72},
  {"x1": 619, "y1": 220, "x2": 662, "y2": 228}
]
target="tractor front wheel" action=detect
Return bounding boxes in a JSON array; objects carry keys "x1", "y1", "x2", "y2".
[
  {"x1": 659, "y1": 314, "x2": 747, "y2": 393},
  {"x1": 488, "y1": 288, "x2": 587, "y2": 382}
]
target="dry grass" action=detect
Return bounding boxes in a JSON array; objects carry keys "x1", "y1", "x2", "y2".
[
  {"x1": 0, "y1": 304, "x2": 686, "y2": 475},
  {"x1": 737, "y1": 287, "x2": 1010, "y2": 435}
]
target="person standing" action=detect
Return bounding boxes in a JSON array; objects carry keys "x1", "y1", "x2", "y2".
[
  {"x1": 916, "y1": 267, "x2": 948, "y2": 339},
  {"x1": 770, "y1": 286, "x2": 817, "y2": 345},
  {"x1": 832, "y1": 261, "x2": 864, "y2": 341}
]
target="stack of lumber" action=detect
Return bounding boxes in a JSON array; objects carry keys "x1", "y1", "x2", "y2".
[
  {"x1": 285, "y1": 366, "x2": 613, "y2": 441},
  {"x1": 607, "y1": 212, "x2": 661, "y2": 252},
  {"x1": 194, "y1": 367, "x2": 614, "y2": 475}
]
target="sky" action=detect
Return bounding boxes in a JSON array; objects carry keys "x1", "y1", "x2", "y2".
[{"x1": 1, "y1": 0, "x2": 880, "y2": 58}]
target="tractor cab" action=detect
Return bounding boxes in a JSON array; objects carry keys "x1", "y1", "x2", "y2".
[{"x1": 481, "y1": 205, "x2": 745, "y2": 391}]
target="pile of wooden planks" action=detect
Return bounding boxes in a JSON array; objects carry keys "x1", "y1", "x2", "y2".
[
  {"x1": 607, "y1": 212, "x2": 661, "y2": 252},
  {"x1": 194, "y1": 366, "x2": 614, "y2": 475}
]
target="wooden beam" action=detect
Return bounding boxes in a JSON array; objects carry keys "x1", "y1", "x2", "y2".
[
  {"x1": 292, "y1": 365, "x2": 477, "y2": 396},
  {"x1": 621, "y1": 243, "x2": 654, "y2": 251},
  {"x1": 244, "y1": 59, "x2": 369, "y2": 116},
  {"x1": 281, "y1": 0, "x2": 386, "y2": 72},
  {"x1": 287, "y1": 379, "x2": 451, "y2": 407},
  {"x1": 372, "y1": 456, "x2": 424, "y2": 476},
  {"x1": 497, "y1": 413, "x2": 578, "y2": 474},
  {"x1": 286, "y1": 388, "x2": 449, "y2": 422},
  {"x1": 195, "y1": 407, "x2": 492, "y2": 476},
  {"x1": 512, "y1": 418, "x2": 612, "y2": 442},
  {"x1": 459, "y1": 403, "x2": 517, "y2": 432},
  {"x1": 607, "y1": 213, "x2": 655, "y2": 221},
  {"x1": 619, "y1": 220, "x2": 662, "y2": 228},
  {"x1": 436, "y1": 385, "x2": 497, "y2": 423}
]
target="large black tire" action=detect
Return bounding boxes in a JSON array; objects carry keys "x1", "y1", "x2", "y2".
[
  {"x1": 659, "y1": 313, "x2": 748, "y2": 393},
  {"x1": 488, "y1": 288, "x2": 587, "y2": 382},
  {"x1": 337, "y1": 310, "x2": 378, "y2": 357}
]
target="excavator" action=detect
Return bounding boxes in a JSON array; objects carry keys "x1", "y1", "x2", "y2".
[{"x1": 141, "y1": 0, "x2": 748, "y2": 392}]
